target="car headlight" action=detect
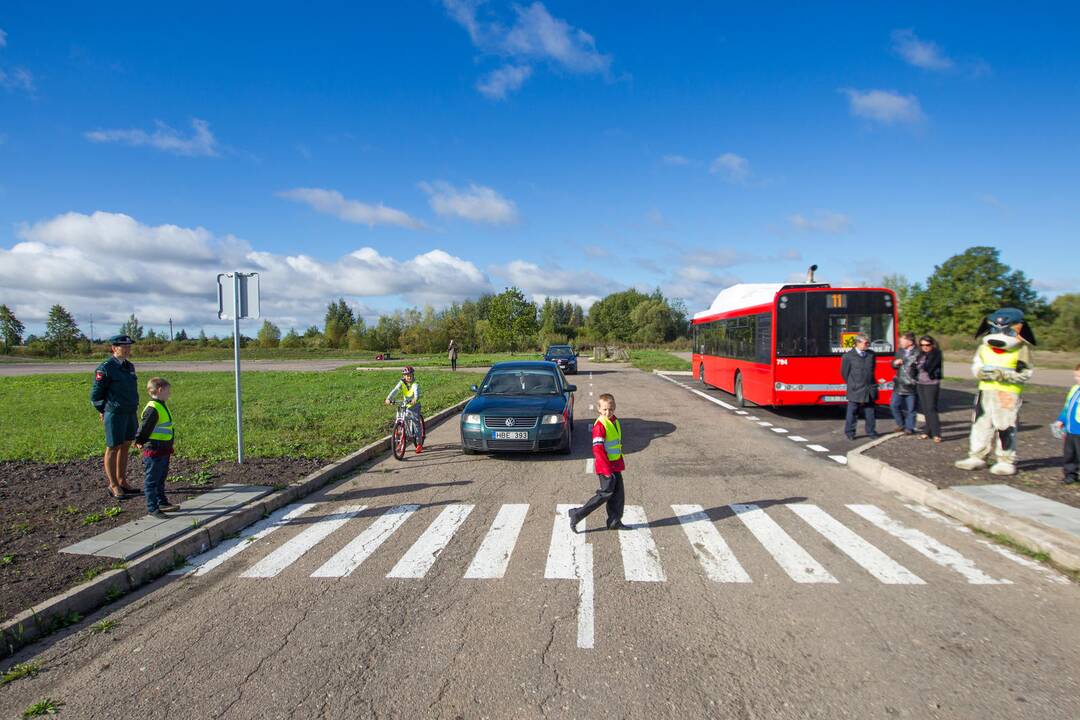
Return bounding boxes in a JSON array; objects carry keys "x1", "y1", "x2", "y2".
[
  {"x1": 542, "y1": 414, "x2": 564, "y2": 424},
  {"x1": 463, "y1": 414, "x2": 482, "y2": 425}
]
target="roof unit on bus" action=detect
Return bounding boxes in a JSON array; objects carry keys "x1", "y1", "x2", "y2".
[{"x1": 693, "y1": 282, "x2": 830, "y2": 320}]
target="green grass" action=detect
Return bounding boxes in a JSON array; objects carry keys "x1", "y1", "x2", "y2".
[
  {"x1": 628, "y1": 350, "x2": 692, "y2": 373},
  {"x1": 81, "y1": 512, "x2": 103, "y2": 526},
  {"x1": 0, "y1": 369, "x2": 476, "y2": 462},
  {"x1": 22, "y1": 698, "x2": 62, "y2": 717},
  {"x1": 88, "y1": 619, "x2": 117, "y2": 635},
  {"x1": 1, "y1": 661, "x2": 40, "y2": 686}
]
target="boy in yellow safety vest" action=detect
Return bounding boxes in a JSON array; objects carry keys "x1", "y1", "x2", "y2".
[
  {"x1": 569, "y1": 393, "x2": 626, "y2": 532},
  {"x1": 135, "y1": 377, "x2": 180, "y2": 518}
]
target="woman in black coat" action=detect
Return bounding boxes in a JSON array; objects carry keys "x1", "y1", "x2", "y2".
[{"x1": 914, "y1": 335, "x2": 944, "y2": 442}]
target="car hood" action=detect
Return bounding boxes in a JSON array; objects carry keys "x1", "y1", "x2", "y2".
[{"x1": 465, "y1": 395, "x2": 568, "y2": 415}]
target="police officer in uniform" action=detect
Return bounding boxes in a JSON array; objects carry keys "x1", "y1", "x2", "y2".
[{"x1": 90, "y1": 335, "x2": 141, "y2": 499}]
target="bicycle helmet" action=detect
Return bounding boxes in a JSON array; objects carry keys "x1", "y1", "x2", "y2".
[{"x1": 402, "y1": 366, "x2": 415, "y2": 377}]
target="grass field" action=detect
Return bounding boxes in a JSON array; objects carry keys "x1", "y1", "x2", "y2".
[
  {"x1": 0, "y1": 349, "x2": 542, "y2": 366},
  {"x1": 0, "y1": 368, "x2": 476, "y2": 462},
  {"x1": 628, "y1": 350, "x2": 692, "y2": 372}
]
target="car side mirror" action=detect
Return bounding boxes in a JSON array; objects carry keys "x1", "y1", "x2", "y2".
[
  {"x1": 470, "y1": 385, "x2": 479, "y2": 393},
  {"x1": 566, "y1": 384, "x2": 577, "y2": 392}
]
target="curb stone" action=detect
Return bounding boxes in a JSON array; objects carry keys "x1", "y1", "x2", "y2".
[
  {"x1": 0, "y1": 397, "x2": 470, "y2": 659},
  {"x1": 846, "y1": 434, "x2": 1080, "y2": 573}
]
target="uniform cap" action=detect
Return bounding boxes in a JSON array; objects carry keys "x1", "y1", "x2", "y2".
[{"x1": 109, "y1": 334, "x2": 135, "y2": 346}]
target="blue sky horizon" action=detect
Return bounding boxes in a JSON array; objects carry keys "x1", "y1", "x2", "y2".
[{"x1": 1, "y1": 2, "x2": 1077, "y2": 336}]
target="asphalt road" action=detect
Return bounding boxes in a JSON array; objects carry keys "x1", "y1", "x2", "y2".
[{"x1": 2, "y1": 360, "x2": 1077, "y2": 719}]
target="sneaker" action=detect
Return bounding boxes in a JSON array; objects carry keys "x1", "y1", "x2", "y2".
[
  {"x1": 415, "y1": 445, "x2": 423, "y2": 454},
  {"x1": 568, "y1": 509, "x2": 582, "y2": 534},
  {"x1": 148, "y1": 510, "x2": 169, "y2": 519},
  {"x1": 607, "y1": 520, "x2": 628, "y2": 531},
  {"x1": 158, "y1": 501, "x2": 181, "y2": 512}
]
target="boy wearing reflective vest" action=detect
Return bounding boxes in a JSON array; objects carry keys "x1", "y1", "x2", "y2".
[
  {"x1": 569, "y1": 393, "x2": 626, "y2": 532},
  {"x1": 1054, "y1": 363, "x2": 1080, "y2": 485},
  {"x1": 135, "y1": 377, "x2": 180, "y2": 518}
]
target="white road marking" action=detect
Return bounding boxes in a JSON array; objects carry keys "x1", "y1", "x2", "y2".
[
  {"x1": 904, "y1": 504, "x2": 1069, "y2": 585},
  {"x1": 770, "y1": 427, "x2": 789, "y2": 434},
  {"x1": 173, "y1": 503, "x2": 318, "y2": 577},
  {"x1": 847, "y1": 504, "x2": 1011, "y2": 585},
  {"x1": 731, "y1": 504, "x2": 837, "y2": 583},
  {"x1": 829, "y1": 455, "x2": 848, "y2": 464},
  {"x1": 671, "y1": 504, "x2": 751, "y2": 583},
  {"x1": 310, "y1": 504, "x2": 419, "y2": 578},
  {"x1": 618, "y1": 506, "x2": 666, "y2": 582},
  {"x1": 787, "y1": 435, "x2": 808, "y2": 442},
  {"x1": 589, "y1": 391, "x2": 594, "y2": 396},
  {"x1": 242, "y1": 505, "x2": 366, "y2": 578},
  {"x1": 735, "y1": 410, "x2": 749, "y2": 415},
  {"x1": 789, "y1": 504, "x2": 924, "y2": 584},
  {"x1": 807, "y1": 444, "x2": 829, "y2": 452},
  {"x1": 757, "y1": 421, "x2": 773, "y2": 427},
  {"x1": 575, "y1": 543, "x2": 594, "y2": 649},
  {"x1": 746, "y1": 415, "x2": 760, "y2": 420},
  {"x1": 654, "y1": 373, "x2": 734, "y2": 409},
  {"x1": 388, "y1": 504, "x2": 475, "y2": 578},
  {"x1": 545, "y1": 504, "x2": 585, "y2": 579},
  {"x1": 588, "y1": 404, "x2": 594, "y2": 411},
  {"x1": 585, "y1": 458, "x2": 595, "y2": 473},
  {"x1": 464, "y1": 504, "x2": 529, "y2": 579}
]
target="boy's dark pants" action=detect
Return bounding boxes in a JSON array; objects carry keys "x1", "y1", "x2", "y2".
[
  {"x1": 1065, "y1": 433, "x2": 1080, "y2": 484},
  {"x1": 577, "y1": 472, "x2": 625, "y2": 527},
  {"x1": 143, "y1": 455, "x2": 170, "y2": 512}
]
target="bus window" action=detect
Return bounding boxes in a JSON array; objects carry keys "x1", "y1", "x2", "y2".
[{"x1": 777, "y1": 291, "x2": 895, "y2": 357}]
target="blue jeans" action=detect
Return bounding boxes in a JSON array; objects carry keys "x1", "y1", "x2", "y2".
[
  {"x1": 890, "y1": 392, "x2": 917, "y2": 431},
  {"x1": 143, "y1": 455, "x2": 171, "y2": 512},
  {"x1": 845, "y1": 401, "x2": 877, "y2": 438}
]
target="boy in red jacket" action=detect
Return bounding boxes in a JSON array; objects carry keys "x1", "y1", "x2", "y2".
[{"x1": 569, "y1": 393, "x2": 625, "y2": 532}]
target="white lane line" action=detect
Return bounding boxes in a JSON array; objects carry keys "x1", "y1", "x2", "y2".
[
  {"x1": 310, "y1": 504, "x2": 419, "y2": 578},
  {"x1": 735, "y1": 410, "x2": 749, "y2": 415},
  {"x1": 172, "y1": 502, "x2": 317, "y2": 577},
  {"x1": 388, "y1": 504, "x2": 475, "y2": 578},
  {"x1": 829, "y1": 455, "x2": 848, "y2": 464},
  {"x1": 847, "y1": 504, "x2": 1011, "y2": 585},
  {"x1": 589, "y1": 391, "x2": 594, "y2": 397},
  {"x1": 588, "y1": 404, "x2": 594, "y2": 411},
  {"x1": 655, "y1": 373, "x2": 735, "y2": 410},
  {"x1": 464, "y1": 504, "x2": 529, "y2": 579},
  {"x1": 585, "y1": 458, "x2": 595, "y2": 474},
  {"x1": 787, "y1": 435, "x2": 808, "y2": 442},
  {"x1": 746, "y1": 415, "x2": 760, "y2": 421},
  {"x1": 731, "y1": 504, "x2": 836, "y2": 583},
  {"x1": 789, "y1": 504, "x2": 924, "y2": 584},
  {"x1": 770, "y1": 427, "x2": 789, "y2": 434},
  {"x1": 618, "y1": 506, "x2": 666, "y2": 582},
  {"x1": 671, "y1": 504, "x2": 751, "y2": 583},
  {"x1": 807, "y1": 444, "x2": 829, "y2": 453},
  {"x1": 242, "y1": 505, "x2": 366, "y2": 578},
  {"x1": 757, "y1": 421, "x2": 773, "y2": 427},
  {"x1": 545, "y1": 504, "x2": 585, "y2": 579},
  {"x1": 904, "y1": 504, "x2": 1069, "y2": 585},
  {"x1": 575, "y1": 543, "x2": 594, "y2": 649}
]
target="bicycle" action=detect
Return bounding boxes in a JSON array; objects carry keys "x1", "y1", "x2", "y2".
[{"x1": 391, "y1": 401, "x2": 426, "y2": 460}]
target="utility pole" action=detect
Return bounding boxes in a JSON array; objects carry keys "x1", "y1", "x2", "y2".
[
  {"x1": 89, "y1": 315, "x2": 94, "y2": 344},
  {"x1": 169, "y1": 318, "x2": 174, "y2": 341}
]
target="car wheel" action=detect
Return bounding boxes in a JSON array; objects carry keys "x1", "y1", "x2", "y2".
[
  {"x1": 559, "y1": 423, "x2": 573, "y2": 454},
  {"x1": 462, "y1": 447, "x2": 477, "y2": 455}
]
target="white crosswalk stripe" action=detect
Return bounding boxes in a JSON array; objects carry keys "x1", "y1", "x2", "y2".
[
  {"x1": 311, "y1": 504, "x2": 419, "y2": 578},
  {"x1": 732, "y1": 503, "x2": 836, "y2": 583},
  {"x1": 465, "y1": 504, "x2": 530, "y2": 579},
  {"x1": 847, "y1": 504, "x2": 1012, "y2": 585},
  {"x1": 545, "y1": 504, "x2": 585, "y2": 579},
  {"x1": 388, "y1": 504, "x2": 475, "y2": 578},
  {"x1": 618, "y1": 506, "x2": 665, "y2": 582},
  {"x1": 242, "y1": 505, "x2": 366, "y2": 578},
  {"x1": 788, "y1": 504, "x2": 924, "y2": 584},
  {"x1": 672, "y1": 504, "x2": 752, "y2": 583}
]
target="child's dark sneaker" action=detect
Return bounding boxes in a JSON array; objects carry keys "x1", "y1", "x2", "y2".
[
  {"x1": 159, "y1": 501, "x2": 181, "y2": 512},
  {"x1": 148, "y1": 510, "x2": 169, "y2": 519}
]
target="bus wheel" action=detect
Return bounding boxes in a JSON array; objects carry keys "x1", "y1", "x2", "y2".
[
  {"x1": 700, "y1": 365, "x2": 708, "y2": 388},
  {"x1": 735, "y1": 373, "x2": 747, "y2": 407}
]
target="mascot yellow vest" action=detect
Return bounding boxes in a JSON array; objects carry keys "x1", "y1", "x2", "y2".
[{"x1": 977, "y1": 344, "x2": 1023, "y2": 395}]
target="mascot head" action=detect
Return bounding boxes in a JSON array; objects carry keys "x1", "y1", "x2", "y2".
[{"x1": 976, "y1": 307, "x2": 1036, "y2": 351}]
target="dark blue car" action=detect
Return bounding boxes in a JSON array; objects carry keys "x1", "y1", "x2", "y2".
[
  {"x1": 460, "y1": 361, "x2": 577, "y2": 454},
  {"x1": 543, "y1": 344, "x2": 578, "y2": 374}
]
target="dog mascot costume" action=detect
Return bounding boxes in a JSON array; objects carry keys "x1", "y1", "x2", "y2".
[{"x1": 954, "y1": 308, "x2": 1036, "y2": 476}]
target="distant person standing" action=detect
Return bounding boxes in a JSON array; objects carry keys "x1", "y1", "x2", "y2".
[
  {"x1": 890, "y1": 332, "x2": 918, "y2": 434},
  {"x1": 90, "y1": 335, "x2": 140, "y2": 499},
  {"x1": 448, "y1": 339, "x2": 459, "y2": 372},
  {"x1": 914, "y1": 335, "x2": 944, "y2": 443},
  {"x1": 840, "y1": 334, "x2": 878, "y2": 440}
]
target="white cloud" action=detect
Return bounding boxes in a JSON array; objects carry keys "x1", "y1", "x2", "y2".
[
  {"x1": 279, "y1": 187, "x2": 426, "y2": 229},
  {"x1": 1, "y1": 211, "x2": 491, "y2": 329},
  {"x1": 476, "y1": 64, "x2": 533, "y2": 99},
  {"x1": 664, "y1": 267, "x2": 742, "y2": 312},
  {"x1": 682, "y1": 248, "x2": 748, "y2": 267},
  {"x1": 442, "y1": 0, "x2": 611, "y2": 98},
  {"x1": 789, "y1": 211, "x2": 852, "y2": 234},
  {"x1": 583, "y1": 245, "x2": 609, "y2": 259},
  {"x1": 840, "y1": 88, "x2": 925, "y2": 125},
  {"x1": 0, "y1": 66, "x2": 33, "y2": 92},
  {"x1": 709, "y1": 153, "x2": 750, "y2": 183},
  {"x1": 661, "y1": 154, "x2": 690, "y2": 166},
  {"x1": 418, "y1": 181, "x2": 518, "y2": 225},
  {"x1": 492, "y1": 259, "x2": 617, "y2": 307},
  {"x1": 891, "y1": 29, "x2": 953, "y2": 71},
  {"x1": 0, "y1": 28, "x2": 7, "y2": 48},
  {"x1": 85, "y1": 118, "x2": 220, "y2": 156}
]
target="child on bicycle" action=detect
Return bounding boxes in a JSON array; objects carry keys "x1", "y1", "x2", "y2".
[{"x1": 385, "y1": 365, "x2": 423, "y2": 454}]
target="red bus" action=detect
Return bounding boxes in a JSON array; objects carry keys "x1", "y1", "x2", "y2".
[{"x1": 691, "y1": 283, "x2": 898, "y2": 407}]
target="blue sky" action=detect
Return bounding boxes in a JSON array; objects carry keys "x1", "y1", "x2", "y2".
[{"x1": 1, "y1": 2, "x2": 1077, "y2": 335}]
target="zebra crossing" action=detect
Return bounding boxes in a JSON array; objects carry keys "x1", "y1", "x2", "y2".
[{"x1": 173, "y1": 499, "x2": 1069, "y2": 588}]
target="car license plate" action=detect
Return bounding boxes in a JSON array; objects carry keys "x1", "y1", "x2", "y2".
[
  {"x1": 493, "y1": 431, "x2": 529, "y2": 440},
  {"x1": 822, "y1": 395, "x2": 847, "y2": 403}
]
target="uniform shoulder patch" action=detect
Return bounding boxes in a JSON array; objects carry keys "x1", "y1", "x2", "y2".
[{"x1": 95, "y1": 370, "x2": 104, "y2": 381}]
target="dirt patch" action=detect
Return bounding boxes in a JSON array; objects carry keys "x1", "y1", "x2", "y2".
[
  {"x1": 866, "y1": 380, "x2": 1079, "y2": 508},
  {"x1": 0, "y1": 456, "x2": 324, "y2": 622}
]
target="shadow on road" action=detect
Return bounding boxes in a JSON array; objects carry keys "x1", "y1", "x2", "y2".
[
  {"x1": 637, "y1": 496, "x2": 810, "y2": 530},
  {"x1": 329, "y1": 480, "x2": 473, "y2": 502}
]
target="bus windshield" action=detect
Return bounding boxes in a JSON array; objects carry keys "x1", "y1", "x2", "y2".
[{"x1": 776, "y1": 291, "x2": 895, "y2": 357}]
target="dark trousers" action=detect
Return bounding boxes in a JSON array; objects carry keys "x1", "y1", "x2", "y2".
[
  {"x1": 577, "y1": 472, "x2": 625, "y2": 527},
  {"x1": 890, "y1": 391, "x2": 917, "y2": 431},
  {"x1": 845, "y1": 401, "x2": 877, "y2": 438},
  {"x1": 1064, "y1": 433, "x2": 1080, "y2": 483},
  {"x1": 450, "y1": 357, "x2": 458, "y2": 371},
  {"x1": 916, "y1": 383, "x2": 942, "y2": 438},
  {"x1": 143, "y1": 455, "x2": 171, "y2": 512}
]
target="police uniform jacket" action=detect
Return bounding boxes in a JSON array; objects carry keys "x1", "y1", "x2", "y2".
[{"x1": 90, "y1": 356, "x2": 140, "y2": 415}]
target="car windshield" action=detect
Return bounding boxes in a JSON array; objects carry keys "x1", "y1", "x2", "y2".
[
  {"x1": 546, "y1": 347, "x2": 574, "y2": 358},
  {"x1": 480, "y1": 369, "x2": 561, "y2": 395}
]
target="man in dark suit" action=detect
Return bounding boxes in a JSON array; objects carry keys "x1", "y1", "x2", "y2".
[{"x1": 841, "y1": 334, "x2": 878, "y2": 440}]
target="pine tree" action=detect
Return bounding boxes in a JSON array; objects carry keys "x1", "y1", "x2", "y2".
[
  {"x1": 0, "y1": 304, "x2": 26, "y2": 352},
  {"x1": 44, "y1": 304, "x2": 81, "y2": 357},
  {"x1": 120, "y1": 314, "x2": 145, "y2": 341}
]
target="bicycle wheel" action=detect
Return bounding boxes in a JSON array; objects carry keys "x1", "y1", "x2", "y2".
[{"x1": 392, "y1": 421, "x2": 407, "y2": 460}]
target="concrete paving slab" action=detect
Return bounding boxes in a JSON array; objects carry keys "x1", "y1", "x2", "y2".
[{"x1": 953, "y1": 484, "x2": 1080, "y2": 536}]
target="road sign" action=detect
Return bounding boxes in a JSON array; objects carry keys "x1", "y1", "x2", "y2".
[{"x1": 217, "y1": 272, "x2": 260, "y2": 320}]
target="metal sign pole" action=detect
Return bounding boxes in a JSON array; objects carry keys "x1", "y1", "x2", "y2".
[{"x1": 232, "y1": 272, "x2": 245, "y2": 464}]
